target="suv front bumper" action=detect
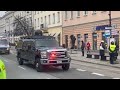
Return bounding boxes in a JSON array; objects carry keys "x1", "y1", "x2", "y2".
[
  {"x1": 40, "y1": 58, "x2": 71, "y2": 65},
  {"x1": 0, "y1": 49, "x2": 9, "y2": 54}
]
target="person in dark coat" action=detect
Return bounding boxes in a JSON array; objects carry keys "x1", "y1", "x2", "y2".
[
  {"x1": 81, "y1": 40, "x2": 85, "y2": 56},
  {"x1": 99, "y1": 40, "x2": 106, "y2": 60},
  {"x1": 114, "y1": 41, "x2": 119, "y2": 60}
]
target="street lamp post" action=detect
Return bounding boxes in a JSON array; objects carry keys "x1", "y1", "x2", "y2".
[{"x1": 108, "y1": 11, "x2": 112, "y2": 38}]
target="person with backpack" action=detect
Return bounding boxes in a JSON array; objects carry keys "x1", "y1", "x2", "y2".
[{"x1": 86, "y1": 41, "x2": 91, "y2": 53}]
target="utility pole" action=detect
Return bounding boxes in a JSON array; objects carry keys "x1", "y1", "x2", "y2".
[{"x1": 108, "y1": 11, "x2": 112, "y2": 38}]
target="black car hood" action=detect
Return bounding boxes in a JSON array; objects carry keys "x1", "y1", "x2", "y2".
[{"x1": 37, "y1": 47, "x2": 64, "y2": 51}]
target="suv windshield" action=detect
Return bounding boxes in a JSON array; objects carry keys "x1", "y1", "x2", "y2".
[
  {"x1": 0, "y1": 39, "x2": 9, "y2": 45},
  {"x1": 36, "y1": 40, "x2": 59, "y2": 47}
]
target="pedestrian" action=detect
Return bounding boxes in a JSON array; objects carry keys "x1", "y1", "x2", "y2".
[
  {"x1": 81, "y1": 40, "x2": 85, "y2": 56},
  {"x1": 15, "y1": 41, "x2": 18, "y2": 49},
  {"x1": 109, "y1": 41, "x2": 116, "y2": 64},
  {"x1": 86, "y1": 41, "x2": 91, "y2": 53},
  {"x1": 114, "y1": 41, "x2": 119, "y2": 60},
  {"x1": 99, "y1": 40, "x2": 106, "y2": 60},
  {"x1": 0, "y1": 59, "x2": 6, "y2": 79}
]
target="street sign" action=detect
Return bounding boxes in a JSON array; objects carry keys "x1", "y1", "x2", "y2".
[
  {"x1": 111, "y1": 29, "x2": 118, "y2": 35},
  {"x1": 105, "y1": 30, "x2": 110, "y2": 37},
  {"x1": 105, "y1": 27, "x2": 114, "y2": 30}
]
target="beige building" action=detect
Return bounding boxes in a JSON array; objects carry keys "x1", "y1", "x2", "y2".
[
  {"x1": 62, "y1": 11, "x2": 120, "y2": 50},
  {"x1": 0, "y1": 16, "x2": 5, "y2": 36},
  {"x1": 33, "y1": 11, "x2": 63, "y2": 45}
]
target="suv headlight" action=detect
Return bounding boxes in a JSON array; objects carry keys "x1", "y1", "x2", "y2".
[
  {"x1": 41, "y1": 51, "x2": 47, "y2": 58},
  {"x1": 7, "y1": 47, "x2": 10, "y2": 50}
]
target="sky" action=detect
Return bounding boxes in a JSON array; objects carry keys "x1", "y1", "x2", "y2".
[{"x1": 0, "y1": 11, "x2": 5, "y2": 17}]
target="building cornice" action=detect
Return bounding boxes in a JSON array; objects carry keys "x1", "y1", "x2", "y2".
[
  {"x1": 48, "y1": 25, "x2": 62, "y2": 29},
  {"x1": 62, "y1": 17, "x2": 120, "y2": 28}
]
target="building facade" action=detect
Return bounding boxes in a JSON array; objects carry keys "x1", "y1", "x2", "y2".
[
  {"x1": 0, "y1": 16, "x2": 5, "y2": 36},
  {"x1": 62, "y1": 11, "x2": 120, "y2": 50},
  {"x1": 33, "y1": 11, "x2": 63, "y2": 46},
  {"x1": 0, "y1": 11, "x2": 33, "y2": 43}
]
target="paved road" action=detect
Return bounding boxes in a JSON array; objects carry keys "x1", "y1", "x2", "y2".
[{"x1": 1, "y1": 53, "x2": 120, "y2": 79}]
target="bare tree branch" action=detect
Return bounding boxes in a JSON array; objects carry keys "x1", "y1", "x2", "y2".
[{"x1": 13, "y1": 16, "x2": 34, "y2": 37}]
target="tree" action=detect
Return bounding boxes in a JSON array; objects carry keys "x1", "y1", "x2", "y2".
[{"x1": 13, "y1": 16, "x2": 34, "y2": 37}]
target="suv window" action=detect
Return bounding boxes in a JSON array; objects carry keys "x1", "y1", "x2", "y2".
[
  {"x1": 0, "y1": 39, "x2": 9, "y2": 45},
  {"x1": 22, "y1": 41, "x2": 27, "y2": 50},
  {"x1": 22, "y1": 41, "x2": 35, "y2": 50},
  {"x1": 35, "y1": 40, "x2": 59, "y2": 47}
]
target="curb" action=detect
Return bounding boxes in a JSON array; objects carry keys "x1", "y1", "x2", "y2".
[{"x1": 72, "y1": 58, "x2": 120, "y2": 69}]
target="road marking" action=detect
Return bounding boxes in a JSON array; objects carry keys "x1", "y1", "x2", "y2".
[
  {"x1": 113, "y1": 78, "x2": 120, "y2": 79},
  {"x1": 76, "y1": 68, "x2": 86, "y2": 72},
  {"x1": 92, "y1": 72, "x2": 105, "y2": 76},
  {"x1": 46, "y1": 78, "x2": 51, "y2": 79},
  {"x1": 18, "y1": 66, "x2": 26, "y2": 70},
  {"x1": 3, "y1": 60, "x2": 9, "y2": 62}
]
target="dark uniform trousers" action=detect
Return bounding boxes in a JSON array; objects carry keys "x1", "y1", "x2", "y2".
[
  {"x1": 109, "y1": 53, "x2": 115, "y2": 64},
  {"x1": 82, "y1": 49, "x2": 84, "y2": 56}
]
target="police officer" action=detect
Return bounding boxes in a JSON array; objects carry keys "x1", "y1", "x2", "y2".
[
  {"x1": 109, "y1": 41, "x2": 116, "y2": 64},
  {"x1": 0, "y1": 59, "x2": 6, "y2": 79}
]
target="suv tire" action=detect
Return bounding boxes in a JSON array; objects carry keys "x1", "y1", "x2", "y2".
[
  {"x1": 62, "y1": 63, "x2": 70, "y2": 71},
  {"x1": 35, "y1": 58, "x2": 43, "y2": 72},
  {"x1": 7, "y1": 51, "x2": 10, "y2": 54},
  {"x1": 17, "y1": 56, "x2": 24, "y2": 65}
]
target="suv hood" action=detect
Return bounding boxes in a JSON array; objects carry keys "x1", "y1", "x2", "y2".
[
  {"x1": 37, "y1": 47, "x2": 67, "y2": 51},
  {"x1": 0, "y1": 44, "x2": 9, "y2": 48}
]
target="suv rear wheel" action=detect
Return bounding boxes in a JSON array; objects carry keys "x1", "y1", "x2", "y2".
[
  {"x1": 62, "y1": 64, "x2": 70, "y2": 71},
  {"x1": 35, "y1": 58, "x2": 43, "y2": 72}
]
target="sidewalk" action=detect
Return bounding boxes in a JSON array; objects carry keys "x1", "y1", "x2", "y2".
[{"x1": 69, "y1": 50, "x2": 120, "y2": 69}]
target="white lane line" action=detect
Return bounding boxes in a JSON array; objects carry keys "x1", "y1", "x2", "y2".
[
  {"x1": 18, "y1": 66, "x2": 26, "y2": 70},
  {"x1": 46, "y1": 78, "x2": 51, "y2": 79},
  {"x1": 2, "y1": 57, "x2": 17, "y2": 63},
  {"x1": 113, "y1": 78, "x2": 120, "y2": 79},
  {"x1": 92, "y1": 72, "x2": 105, "y2": 76},
  {"x1": 3, "y1": 60, "x2": 9, "y2": 62},
  {"x1": 76, "y1": 68, "x2": 86, "y2": 72}
]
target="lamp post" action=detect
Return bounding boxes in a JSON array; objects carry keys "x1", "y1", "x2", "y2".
[{"x1": 108, "y1": 11, "x2": 112, "y2": 38}]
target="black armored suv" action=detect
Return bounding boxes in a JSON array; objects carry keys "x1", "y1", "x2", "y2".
[{"x1": 16, "y1": 35, "x2": 71, "y2": 72}]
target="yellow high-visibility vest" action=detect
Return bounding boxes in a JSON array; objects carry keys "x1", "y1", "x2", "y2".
[
  {"x1": 110, "y1": 44, "x2": 116, "y2": 52},
  {"x1": 0, "y1": 60, "x2": 6, "y2": 79}
]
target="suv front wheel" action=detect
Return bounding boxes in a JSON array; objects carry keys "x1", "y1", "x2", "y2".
[
  {"x1": 17, "y1": 57, "x2": 24, "y2": 65},
  {"x1": 35, "y1": 58, "x2": 44, "y2": 72},
  {"x1": 62, "y1": 64, "x2": 70, "y2": 71}
]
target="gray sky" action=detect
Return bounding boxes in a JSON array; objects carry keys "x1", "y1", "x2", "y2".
[{"x1": 0, "y1": 11, "x2": 5, "y2": 17}]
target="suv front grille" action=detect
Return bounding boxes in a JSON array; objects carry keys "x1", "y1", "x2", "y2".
[
  {"x1": 0, "y1": 48, "x2": 7, "y2": 50},
  {"x1": 48, "y1": 51, "x2": 67, "y2": 59}
]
